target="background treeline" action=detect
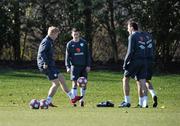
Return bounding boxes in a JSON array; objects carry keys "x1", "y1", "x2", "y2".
[{"x1": 0, "y1": 0, "x2": 180, "y2": 70}]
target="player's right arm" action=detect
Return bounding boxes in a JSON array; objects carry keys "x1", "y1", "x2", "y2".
[
  {"x1": 65, "y1": 42, "x2": 71, "y2": 72},
  {"x1": 37, "y1": 40, "x2": 49, "y2": 69},
  {"x1": 123, "y1": 35, "x2": 135, "y2": 70}
]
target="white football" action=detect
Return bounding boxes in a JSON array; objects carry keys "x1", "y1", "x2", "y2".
[
  {"x1": 39, "y1": 99, "x2": 49, "y2": 109},
  {"x1": 77, "y1": 77, "x2": 87, "y2": 87},
  {"x1": 29, "y1": 99, "x2": 40, "y2": 109}
]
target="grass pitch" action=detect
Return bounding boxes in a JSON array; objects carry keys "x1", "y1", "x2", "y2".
[{"x1": 0, "y1": 69, "x2": 180, "y2": 126}]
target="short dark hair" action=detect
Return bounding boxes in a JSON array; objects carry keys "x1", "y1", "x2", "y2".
[
  {"x1": 71, "y1": 28, "x2": 80, "y2": 32},
  {"x1": 128, "y1": 21, "x2": 138, "y2": 31}
]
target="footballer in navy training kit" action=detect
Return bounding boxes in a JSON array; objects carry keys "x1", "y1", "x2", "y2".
[
  {"x1": 37, "y1": 26, "x2": 82, "y2": 107},
  {"x1": 65, "y1": 28, "x2": 91, "y2": 107},
  {"x1": 119, "y1": 21, "x2": 148, "y2": 108},
  {"x1": 138, "y1": 31, "x2": 158, "y2": 108}
]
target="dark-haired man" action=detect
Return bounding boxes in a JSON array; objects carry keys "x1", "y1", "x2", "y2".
[
  {"x1": 119, "y1": 22, "x2": 148, "y2": 108},
  {"x1": 65, "y1": 28, "x2": 91, "y2": 107}
]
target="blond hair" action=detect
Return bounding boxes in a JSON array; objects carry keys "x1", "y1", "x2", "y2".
[{"x1": 48, "y1": 26, "x2": 59, "y2": 35}]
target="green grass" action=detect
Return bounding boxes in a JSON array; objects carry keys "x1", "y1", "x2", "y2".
[{"x1": 0, "y1": 69, "x2": 180, "y2": 126}]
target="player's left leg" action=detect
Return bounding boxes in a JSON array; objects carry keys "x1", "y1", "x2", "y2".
[
  {"x1": 79, "y1": 66, "x2": 88, "y2": 107},
  {"x1": 146, "y1": 80, "x2": 158, "y2": 107},
  {"x1": 146, "y1": 80, "x2": 156, "y2": 97},
  {"x1": 139, "y1": 79, "x2": 148, "y2": 108},
  {"x1": 146, "y1": 61, "x2": 158, "y2": 107}
]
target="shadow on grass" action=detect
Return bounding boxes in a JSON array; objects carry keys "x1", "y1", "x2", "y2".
[
  {"x1": 6, "y1": 73, "x2": 45, "y2": 79},
  {"x1": 0, "y1": 69, "x2": 45, "y2": 79}
]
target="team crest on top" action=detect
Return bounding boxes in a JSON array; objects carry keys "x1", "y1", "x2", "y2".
[
  {"x1": 80, "y1": 43, "x2": 84, "y2": 47},
  {"x1": 54, "y1": 73, "x2": 57, "y2": 77}
]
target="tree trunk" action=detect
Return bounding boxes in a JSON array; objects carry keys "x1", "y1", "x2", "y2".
[
  {"x1": 13, "y1": 1, "x2": 21, "y2": 62},
  {"x1": 108, "y1": 0, "x2": 118, "y2": 63},
  {"x1": 82, "y1": 0, "x2": 93, "y2": 62},
  {"x1": 21, "y1": 28, "x2": 28, "y2": 60},
  {"x1": 42, "y1": 4, "x2": 47, "y2": 37}
]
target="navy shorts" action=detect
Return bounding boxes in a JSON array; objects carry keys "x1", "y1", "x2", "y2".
[
  {"x1": 70, "y1": 66, "x2": 87, "y2": 81},
  {"x1": 39, "y1": 66, "x2": 60, "y2": 80},
  {"x1": 124, "y1": 60, "x2": 146, "y2": 80}
]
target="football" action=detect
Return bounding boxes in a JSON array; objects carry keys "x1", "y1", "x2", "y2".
[
  {"x1": 39, "y1": 99, "x2": 49, "y2": 109},
  {"x1": 29, "y1": 99, "x2": 40, "y2": 109},
  {"x1": 77, "y1": 77, "x2": 87, "y2": 87}
]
